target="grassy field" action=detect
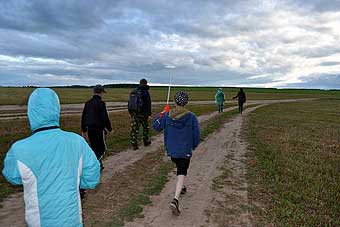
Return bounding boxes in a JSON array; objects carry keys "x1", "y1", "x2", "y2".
[
  {"x1": 0, "y1": 104, "x2": 221, "y2": 204},
  {"x1": 0, "y1": 87, "x2": 340, "y2": 105},
  {"x1": 246, "y1": 100, "x2": 340, "y2": 226}
]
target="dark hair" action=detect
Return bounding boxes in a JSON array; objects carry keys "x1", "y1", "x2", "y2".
[{"x1": 140, "y1": 79, "x2": 148, "y2": 86}]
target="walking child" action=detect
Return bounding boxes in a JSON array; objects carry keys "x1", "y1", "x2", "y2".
[{"x1": 153, "y1": 91, "x2": 200, "y2": 216}]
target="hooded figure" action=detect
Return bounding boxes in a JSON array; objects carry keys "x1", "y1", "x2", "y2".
[
  {"x1": 215, "y1": 88, "x2": 225, "y2": 113},
  {"x1": 2, "y1": 88, "x2": 100, "y2": 227}
]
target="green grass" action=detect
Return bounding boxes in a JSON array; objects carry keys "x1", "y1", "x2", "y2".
[
  {"x1": 246, "y1": 100, "x2": 340, "y2": 226},
  {"x1": 0, "y1": 87, "x2": 340, "y2": 105}
]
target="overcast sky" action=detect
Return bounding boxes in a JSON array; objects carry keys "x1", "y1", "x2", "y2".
[{"x1": 0, "y1": 0, "x2": 340, "y2": 88}]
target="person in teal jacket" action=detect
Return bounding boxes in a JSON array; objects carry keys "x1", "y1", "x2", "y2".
[
  {"x1": 215, "y1": 88, "x2": 225, "y2": 113},
  {"x1": 2, "y1": 88, "x2": 100, "y2": 227}
]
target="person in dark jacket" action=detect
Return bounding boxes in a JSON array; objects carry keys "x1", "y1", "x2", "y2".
[
  {"x1": 81, "y1": 85, "x2": 112, "y2": 170},
  {"x1": 130, "y1": 79, "x2": 152, "y2": 150},
  {"x1": 232, "y1": 88, "x2": 246, "y2": 114},
  {"x1": 153, "y1": 91, "x2": 200, "y2": 216}
]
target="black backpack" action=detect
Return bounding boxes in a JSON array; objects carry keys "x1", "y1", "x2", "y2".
[{"x1": 128, "y1": 89, "x2": 143, "y2": 113}]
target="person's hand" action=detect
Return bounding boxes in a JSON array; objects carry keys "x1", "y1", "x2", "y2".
[
  {"x1": 159, "y1": 104, "x2": 170, "y2": 117},
  {"x1": 163, "y1": 104, "x2": 170, "y2": 113},
  {"x1": 82, "y1": 132, "x2": 87, "y2": 139},
  {"x1": 148, "y1": 116, "x2": 152, "y2": 120}
]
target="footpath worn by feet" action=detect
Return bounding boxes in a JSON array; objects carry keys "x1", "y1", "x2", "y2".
[
  {"x1": 0, "y1": 107, "x2": 236, "y2": 227},
  {"x1": 125, "y1": 105, "x2": 264, "y2": 227}
]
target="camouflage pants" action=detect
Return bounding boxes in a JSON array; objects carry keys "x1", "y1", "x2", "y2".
[{"x1": 130, "y1": 114, "x2": 150, "y2": 146}]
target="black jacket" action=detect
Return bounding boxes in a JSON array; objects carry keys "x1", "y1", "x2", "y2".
[
  {"x1": 136, "y1": 85, "x2": 152, "y2": 116},
  {"x1": 81, "y1": 95, "x2": 112, "y2": 132},
  {"x1": 234, "y1": 91, "x2": 246, "y2": 103}
]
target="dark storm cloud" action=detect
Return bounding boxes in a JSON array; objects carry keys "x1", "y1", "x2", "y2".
[{"x1": 0, "y1": 0, "x2": 120, "y2": 32}]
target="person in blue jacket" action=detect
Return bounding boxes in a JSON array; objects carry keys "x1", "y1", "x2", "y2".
[
  {"x1": 2, "y1": 88, "x2": 100, "y2": 227},
  {"x1": 153, "y1": 91, "x2": 200, "y2": 216}
]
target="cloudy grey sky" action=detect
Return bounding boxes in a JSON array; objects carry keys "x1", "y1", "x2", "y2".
[{"x1": 0, "y1": 0, "x2": 340, "y2": 88}]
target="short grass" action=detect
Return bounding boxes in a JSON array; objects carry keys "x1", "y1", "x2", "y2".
[
  {"x1": 0, "y1": 104, "x2": 221, "y2": 204},
  {"x1": 246, "y1": 100, "x2": 340, "y2": 226},
  {"x1": 83, "y1": 103, "x2": 243, "y2": 226},
  {"x1": 1, "y1": 87, "x2": 340, "y2": 105}
]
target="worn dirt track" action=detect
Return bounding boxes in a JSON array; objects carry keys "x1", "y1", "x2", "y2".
[{"x1": 0, "y1": 99, "x2": 313, "y2": 227}]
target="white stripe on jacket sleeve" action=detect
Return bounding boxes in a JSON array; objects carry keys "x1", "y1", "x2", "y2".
[{"x1": 17, "y1": 160, "x2": 41, "y2": 227}]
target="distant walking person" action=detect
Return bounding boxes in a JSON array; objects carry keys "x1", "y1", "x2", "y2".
[
  {"x1": 215, "y1": 88, "x2": 225, "y2": 113},
  {"x1": 233, "y1": 88, "x2": 246, "y2": 114},
  {"x1": 153, "y1": 91, "x2": 200, "y2": 216},
  {"x1": 2, "y1": 88, "x2": 100, "y2": 227},
  {"x1": 128, "y1": 79, "x2": 152, "y2": 150},
  {"x1": 81, "y1": 85, "x2": 112, "y2": 170}
]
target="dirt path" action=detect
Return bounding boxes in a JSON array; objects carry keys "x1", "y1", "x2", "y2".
[{"x1": 125, "y1": 105, "x2": 263, "y2": 227}]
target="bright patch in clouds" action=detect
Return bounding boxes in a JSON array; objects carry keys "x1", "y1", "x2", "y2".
[{"x1": 0, "y1": 0, "x2": 339, "y2": 88}]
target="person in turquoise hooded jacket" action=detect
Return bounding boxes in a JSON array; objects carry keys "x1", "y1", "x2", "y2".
[
  {"x1": 2, "y1": 88, "x2": 100, "y2": 227},
  {"x1": 215, "y1": 88, "x2": 225, "y2": 113}
]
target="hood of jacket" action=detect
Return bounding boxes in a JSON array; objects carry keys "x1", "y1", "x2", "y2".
[
  {"x1": 169, "y1": 106, "x2": 190, "y2": 120},
  {"x1": 27, "y1": 88, "x2": 60, "y2": 132}
]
